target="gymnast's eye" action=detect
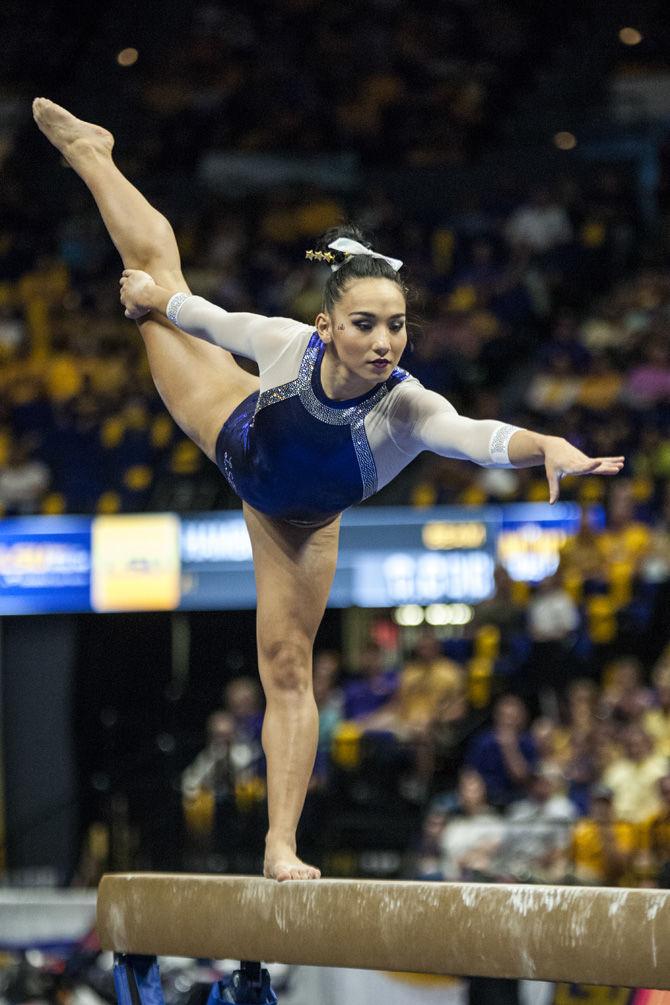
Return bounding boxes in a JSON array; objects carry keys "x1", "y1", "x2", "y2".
[
  {"x1": 353, "y1": 320, "x2": 373, "y2": 331},
  {"x1": 389, "y1": 321, "x2": 405, "y2": 332}
]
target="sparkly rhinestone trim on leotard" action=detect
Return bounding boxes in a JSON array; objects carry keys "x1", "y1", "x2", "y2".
[{"x1": 256, "y1": 337, "x2": 406, "y2": 499}]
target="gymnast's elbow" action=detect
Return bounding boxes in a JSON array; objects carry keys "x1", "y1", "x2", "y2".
[{"x1": 418, "y1": 414, "x2": 495, "y2": 469}]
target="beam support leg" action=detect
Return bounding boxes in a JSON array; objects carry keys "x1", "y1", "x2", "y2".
[
  {"x1": 208, "y1": 961, "x2": 277, "y2": 1005},
  {"x1": 113, "y1": 955, "x2": 164, "y2": 1005}
]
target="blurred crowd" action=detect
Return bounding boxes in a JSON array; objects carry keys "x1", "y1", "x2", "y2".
[
  {"x1": 1, "y1": 167, "x2": 667, "y2": 516},
  {"x1": 171, "y1": 621, "x2": 670, "y2": 889}
]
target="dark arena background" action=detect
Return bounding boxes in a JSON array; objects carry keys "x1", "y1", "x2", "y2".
[{"x1": 2, "y1": 1, "x2": 670, "y2": 1003}]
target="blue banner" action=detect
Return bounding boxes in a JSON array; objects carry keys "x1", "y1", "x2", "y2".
[
  {"x1": 0, "y1": 517, "x2": 91, "y2": 614},
  {"x1": 0, "y1": 503, "x2": 597, "y2": 614}
]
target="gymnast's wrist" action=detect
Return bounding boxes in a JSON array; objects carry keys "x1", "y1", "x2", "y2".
[
  {"x1": 530, "y1": 431, "x2": 551, "y2": 459},
  {"x1": 507, "y1": 429, "x2": 547, "y2": 466}
]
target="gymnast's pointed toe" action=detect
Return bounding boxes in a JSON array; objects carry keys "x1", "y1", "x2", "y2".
[{"x1": 32, "y1": 97, "x2": 114, "y2": 161}]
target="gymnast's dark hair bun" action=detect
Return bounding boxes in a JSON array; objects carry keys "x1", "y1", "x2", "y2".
[
  {"x1": 313, "y1": 224, "x2": 408, "y2": 313},
  {"x1": 317, "y1": 224, "x2": 372, "y2": 249}
]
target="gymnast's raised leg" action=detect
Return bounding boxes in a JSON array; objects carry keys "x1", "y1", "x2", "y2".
[
  {"x1": 34, "y1": 98, "x2": 332, "y2": 879},
  {"x1": 32, "y1": 97, "x2": 258, "y2": 457}
]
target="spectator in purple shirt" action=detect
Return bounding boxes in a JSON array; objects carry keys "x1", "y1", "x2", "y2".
[
  {"x1": 465, "y1": 694, "x2": 538, "y2": 808},
  {"x1": 343, "y1": 642, "x2": 399, "y2": 722}
]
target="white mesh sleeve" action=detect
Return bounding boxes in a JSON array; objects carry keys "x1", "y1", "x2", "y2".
[
  {"x1": 388, "y1": 382, "x2": 522, "y2": 467},
  {"x1": 165, "y1": 294, "x2": 309, "y2": 370}
]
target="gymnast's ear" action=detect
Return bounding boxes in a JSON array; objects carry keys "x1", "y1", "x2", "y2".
[{"x1": 315, "y1": 310, "x2": 333, "y2": 343}]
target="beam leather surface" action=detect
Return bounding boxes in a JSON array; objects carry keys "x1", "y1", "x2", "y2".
[{"x1": 97, "y1": 873, "x2": 670, "y2": 988}]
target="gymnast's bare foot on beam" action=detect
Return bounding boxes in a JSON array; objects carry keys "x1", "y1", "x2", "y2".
[
  {"x1": 264, "y1": 839, "x2": 320, "y2": 881},
  {"x1": 32, "y1": 98, "x2": 114, "y2": 167}
]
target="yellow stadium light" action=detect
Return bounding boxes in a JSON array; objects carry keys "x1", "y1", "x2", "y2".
[
  {"x1": 554, "y1": 131, "x2": 577, "y2": 151},
  {"x1": 618, "y1": 27, "x2": 642, "y2": 46},
  {"x1": 117, "y1": 48, "x2": 139, "y2": 67}
]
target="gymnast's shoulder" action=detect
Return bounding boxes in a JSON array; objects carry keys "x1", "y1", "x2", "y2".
[{"x1": 380, "y1": 372, "x2": 458, "y2": 423}]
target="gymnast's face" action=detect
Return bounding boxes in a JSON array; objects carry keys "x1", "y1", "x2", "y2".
[{"x1": 317, "y1": 277, "x2": 407, "y2": 387}]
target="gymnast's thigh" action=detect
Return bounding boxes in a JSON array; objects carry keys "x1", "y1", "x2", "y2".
[
  {"x1": 243, "y1": 503, "x2": 342, "y2": 650},
  {"x1": 139, "y1": 265, "x2": 240, "y2": 373},
  {"x1": 135, "y1": 267, "x2": 259, "y2": 461}
]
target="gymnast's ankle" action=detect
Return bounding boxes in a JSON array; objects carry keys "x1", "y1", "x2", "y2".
[{"x1": 265, "y1": 830, "x2": 297, "y2": 854}]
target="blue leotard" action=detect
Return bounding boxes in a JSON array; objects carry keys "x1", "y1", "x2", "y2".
[
  {"x1": 215, "y1": 333, "x2": 411, "y2": 525},
  {"x1": 167, "y1": 294, "x2": 520, "y2": 526}
]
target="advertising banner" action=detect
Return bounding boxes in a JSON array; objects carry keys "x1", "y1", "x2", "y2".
[{"x1": 0, "y1": 503, "x2": 596, "y2": 615}]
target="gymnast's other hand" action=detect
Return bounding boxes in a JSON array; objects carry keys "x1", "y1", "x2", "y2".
[
  {"x1": 119, "y1": 268, "x2": 158, "y2": 319},
  {"x1": 541, "y1": 436, "x2": 624, "y2": 504}
]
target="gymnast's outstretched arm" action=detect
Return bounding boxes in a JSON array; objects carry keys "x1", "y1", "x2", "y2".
[
  {"x1": 119, "y1": 270, "x2": 303, "y2": 367},
  {"x1": 390, "y1": 384, "x2": 624, "y2": 503}
]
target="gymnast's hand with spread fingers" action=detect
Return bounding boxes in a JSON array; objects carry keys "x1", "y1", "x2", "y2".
[
  {"x1": 542, "y1": 437, "x2": 624, "y2": 504},
  {"x1": 119, "y1": 269, "x2": 176, "y2": 320},
  {"x1": 507, "y1": 430, "x2": 624, "y2": 504}
]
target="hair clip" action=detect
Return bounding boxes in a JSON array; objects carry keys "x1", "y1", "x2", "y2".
[{"x1": 305, "y1": 249, "x2": 336, "y2": 264}]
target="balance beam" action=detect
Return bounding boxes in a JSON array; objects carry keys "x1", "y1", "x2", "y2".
[{"x1": 97, "y1": 873, "x2": 670, "y2": 989}]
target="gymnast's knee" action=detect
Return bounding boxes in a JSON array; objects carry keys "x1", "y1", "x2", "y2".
[
  {"x1": 133, "y1": 215, "x2": 178, "y2": 272},
  {"x1": 259, "y1": 636, "x2": 313, "y2": 696}
]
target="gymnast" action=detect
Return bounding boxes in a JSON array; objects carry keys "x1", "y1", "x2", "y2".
[{"x1": 33, "y1": 98, "x2": 623, "y2": 882}]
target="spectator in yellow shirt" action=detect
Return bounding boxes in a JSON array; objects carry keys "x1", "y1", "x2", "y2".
[
  {"x1": 602, "y1": 724, "x2": 669, "y2": 823},
  {"x1": 638, "y1": 774, "x2": 670, "y2": 886},
  {"x1": 367, "y1": 628, "x2": 465, "y2": 734},
  {"x1": 570, "y1": 785, "x2": 638, "y2": 885},
  {"x1": 395, "y1": 629, "x2": 465, "y2": 728},
  {"x1": 597, "y1": 481, "x2": 650, "y2": 571},
  {"x1": 361, "y1": 629, "x2": 466, "y2": 801}
]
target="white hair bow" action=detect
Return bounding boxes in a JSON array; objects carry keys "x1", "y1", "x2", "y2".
[{"x1": 328, "y1": 237, "x2": 403, "y2": 273}]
